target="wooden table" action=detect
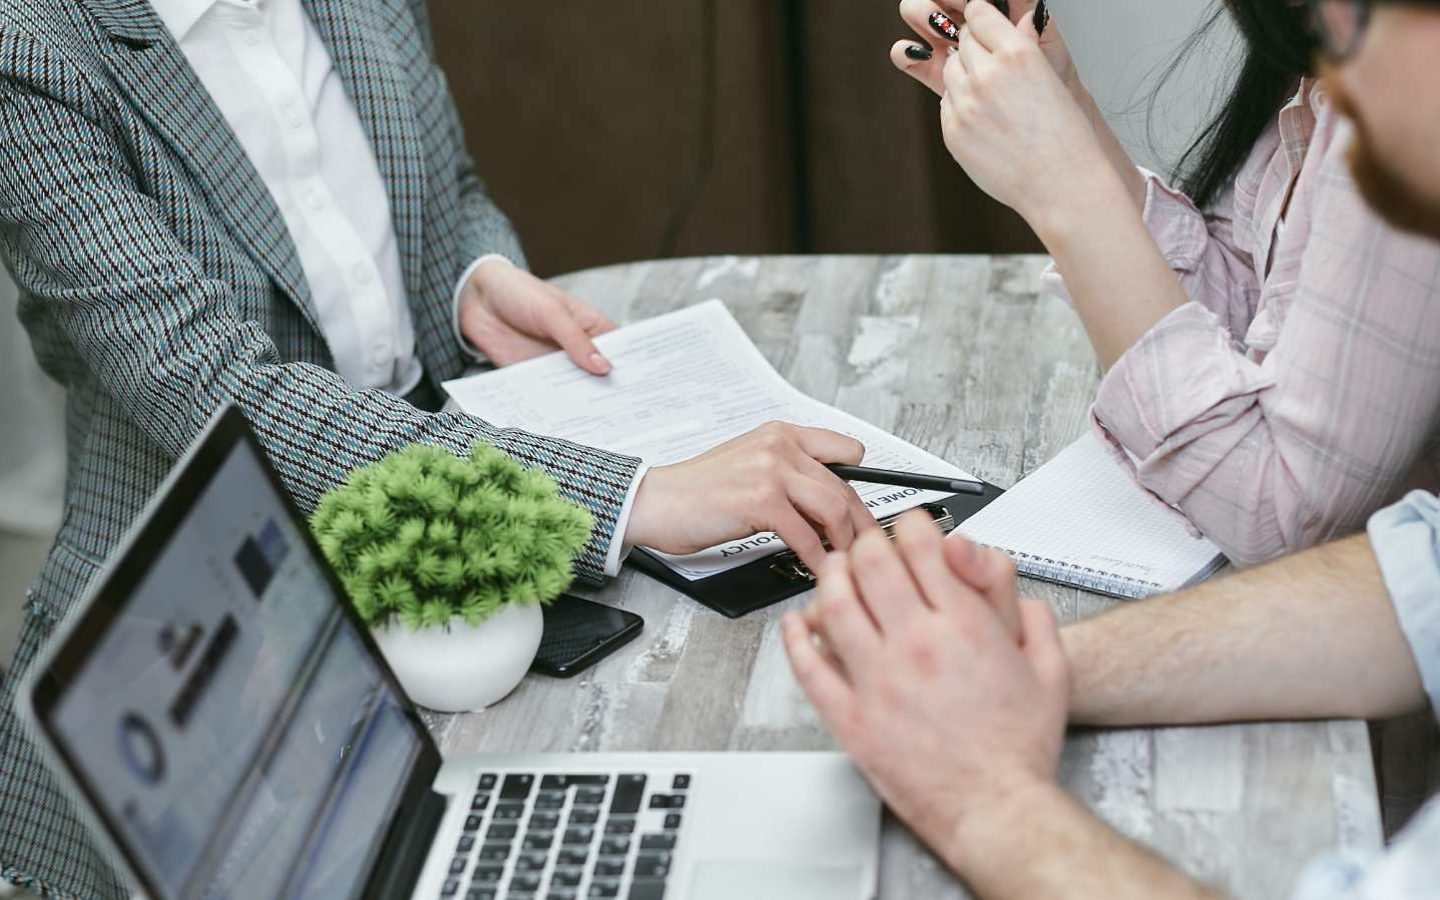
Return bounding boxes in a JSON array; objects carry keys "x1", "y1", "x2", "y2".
[{"x1": 429, "y1": 255, "x2": 1384, "y2": 899}]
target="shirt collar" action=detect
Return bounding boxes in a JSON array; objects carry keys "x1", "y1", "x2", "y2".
[
  {"x1": 149, "y1": 0, "x2": 217, "y2": 40},
  {"x1": 149, "y1": 0, "x2": 227, "y2": 41}
]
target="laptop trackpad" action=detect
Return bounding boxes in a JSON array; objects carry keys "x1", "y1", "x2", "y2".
[{"x1": 688, "y1": 860, "x2": 865, "y2": 900}]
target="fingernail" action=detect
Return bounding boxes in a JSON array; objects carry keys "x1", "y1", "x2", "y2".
[
  {"x1": 590, "y1": 353, "x2": 611, "y2": 373},
  {"x1": 904, "y1": 43, "x2": 933, "y2": 62},
  {"x1": 1033, "y1": 0, "x2": 1050, "y2": 35},
  {"x1": 989, "y1": 0, "x2": 1011, "y2": 18},
  {"x1": 928, "y1": 11, "x2": 960, "y2": 42}
]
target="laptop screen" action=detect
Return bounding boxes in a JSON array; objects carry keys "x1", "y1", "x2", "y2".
[{"x1": 43, "y1": 427, "x2": 427, "y2": 899}]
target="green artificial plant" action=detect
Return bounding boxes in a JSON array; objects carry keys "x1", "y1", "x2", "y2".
[{"x1": 310, "y1": 442, "x2": 593, "y2": 631}]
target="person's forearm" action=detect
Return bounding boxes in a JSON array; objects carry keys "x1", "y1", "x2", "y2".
[
  {"x1": 1065, "y1": 534, "x2": 1428, "y2": 726},
  {"x1": 1027, "y1": 160, "x2": 1190, "y2": 370},
  {"x1": 1073, "y1": 85, "x2": 1147, "y2": 211},
  {"x1": 946, "y1": 779, "x2": 1221, "y2": 900}
]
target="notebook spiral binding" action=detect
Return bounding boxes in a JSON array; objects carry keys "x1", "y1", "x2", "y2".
[{"x1": 1003, "y1": 550, "x2": 1162, "y2": 600}]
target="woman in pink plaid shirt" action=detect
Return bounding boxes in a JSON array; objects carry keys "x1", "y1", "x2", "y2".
[{"x1": 893, "y1": 0, "x2": 1440, "y2": 566}]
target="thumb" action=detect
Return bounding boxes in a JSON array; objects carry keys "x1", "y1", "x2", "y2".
[
  {"x1": 1016, "y1": 0, "x2": 1043, "y2": 43},
  {"x1": 543, "y1": 302, "x2": 612, "y2": 375},
  {"x1": 793, "y1": 427, "x2": 866, "y2": 465}
]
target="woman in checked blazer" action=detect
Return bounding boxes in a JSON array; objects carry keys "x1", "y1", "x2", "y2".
[{"x1": 0, "y1": 0, "x2": 875, "y2": 895}]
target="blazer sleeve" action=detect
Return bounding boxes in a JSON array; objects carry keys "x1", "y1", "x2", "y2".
[
  {"x1": 404, "y1": 0, "x2": 530, "y2": 276},
  {"x1": 0, "y1": 75, "x2": 636, "y2": 581}
]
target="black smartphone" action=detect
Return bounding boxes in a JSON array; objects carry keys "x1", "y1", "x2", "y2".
[{"x1": 532, "y1": 595, "x2": 644, "y2": 678}]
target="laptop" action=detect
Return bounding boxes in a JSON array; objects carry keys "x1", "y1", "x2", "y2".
[{"x1": 20, "y1": 406, "x2": 882, "y2": 900}]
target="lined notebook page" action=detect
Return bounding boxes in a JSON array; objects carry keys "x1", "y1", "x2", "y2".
[{"x1": 957, "y1": 433, "x2": 1227, "y2": 599}]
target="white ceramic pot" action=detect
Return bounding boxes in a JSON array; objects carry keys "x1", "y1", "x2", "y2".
[{"x1": 371, "y1": 602, "x2": 543, "y2": 713}]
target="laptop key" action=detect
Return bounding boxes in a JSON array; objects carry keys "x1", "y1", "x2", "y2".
[
  {"x1": 550, "y1": 867, "x2": 583, "y2": 887},
  {"x1": 562, "y1": 826, "x2": 595, "y2": 845},
  {"x1": 466, "y1": 888, "x2": 496, "y2": 900},
  {"x1": 671, "y1": 774, "x2": 690, "y2": 791},
  {"x1": 574, "y1": 787, "x2": 606, "y2": 806},
  {"x1": 609, "y1": 775, "x2": 646, "y2": 814},
  {"x1": 530, "y1": 812, "x2": 560, "y2": 831},
  {"x1": 541, "y1": 774, "x2": 611, "y2": 790},
  {"x1": 464, "y1": 815, "x2": 483, "y2": 832},
  {"x1": 567, "y1": 807, "x2": 600, "y2": 826},
  {"x1": 478, "y1": 843, "x2": 511, "y2": 862},
  {"x1": 599, "y1": 836, "x2": 630, "y2": 856},
  {"x1": 627, "y1": 880, "x2": 666, "y2": 900},
  {"x1": 634, "y1": 853, "x2": 670, "y2": 878},
  {"x1": 501, "y1": 774, "x2": 536, "y2": 801},
  {"x1": 457, "y1": 835, "x2": 476, "y2": 854},
  {"x1": 478, "y1": 774, "x2": 498, "y2": 790},
  {"x1": 472, "y1": 864, "x2": 503, "y2": 883},
  {"x1": 449, "y1": 856, "x2": 468, "y2": 875},
  {"x1": 603, "y1": 818, "x2": 634, "y2": 835},
  {"x1": 473, "y1": 793, "x2": 491, "y2": 811},
  {"x1": 442, "y1": 878, "x2": 460, "y2": 896},
  {"x1": 535, "y1": 791, "x2": 567, "y2": 810},
  {"x1": 547, "y1": 890, "x2": 578, "y2": 900},
  {"x1": 523, "y1": 831, "x2": 555, "y2": 850},
  {"x1": 493, "y1": 802, "x2": 526, "y2": 820},
  {"x1": 515, "y1": 851, "x2": 548, "y2": 871},
  {"x1": 639, "y1": 834, "x2": 676, "y2": 851},
  {"x1": 587, "y1": 880, "x2": 621, "y2": 898},
  {"x1": 511, "y1": 873, "x2": 542, "y2": 892},
  {"x1": 662, "y1": 814, "x2": 681, "y2": 831},
  {"x1": 593, "y1": 858, "x2": 625, "y2": 877},
  {"x1": 557, "y1": 848, "x2": 589, "y2": 866},
  {"x1": 486, "y1": 823, "x2": 518, "y2": 842}
]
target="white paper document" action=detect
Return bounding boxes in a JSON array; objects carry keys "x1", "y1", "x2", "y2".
[{"x1": 444, "y1": 300, "x2": 977, "y2": 580}]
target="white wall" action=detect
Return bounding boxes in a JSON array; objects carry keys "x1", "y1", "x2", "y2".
[{"x1": 1055, "y1": 0, "x2": 1243, "y2": 176}]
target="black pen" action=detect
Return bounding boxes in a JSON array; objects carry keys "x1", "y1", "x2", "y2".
[{"x1": 826, "y1": 464, "x2": 986, "y2": 496}]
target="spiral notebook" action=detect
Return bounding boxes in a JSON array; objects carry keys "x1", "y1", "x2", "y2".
[{"x1": 956, "y1": 433, "x2": 1228, "y2": 599}]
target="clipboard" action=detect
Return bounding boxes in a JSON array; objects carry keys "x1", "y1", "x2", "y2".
[{"x1": 627, "y1": 482, "x2": 1006, "y2": 619}]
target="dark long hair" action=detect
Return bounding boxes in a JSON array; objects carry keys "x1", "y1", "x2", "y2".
[{"x1": 1162, "y1": 1, "x2": 1318, "y2": 210}]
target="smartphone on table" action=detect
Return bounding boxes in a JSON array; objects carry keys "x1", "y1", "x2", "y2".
[{"x1": 532, "y1": 594, "x2": 644, "y2": 678}]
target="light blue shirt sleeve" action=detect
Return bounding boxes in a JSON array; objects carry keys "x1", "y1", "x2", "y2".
[
  {"x1": 1285, "y1": 492, "x2": 1440, "y2": 900},
  {"x1": 1366, "y1": 490, "x2": 1440, "y2": 722},
  {"x1": 1291, "y1": 796, "x2": 1440, "y2": 900}
]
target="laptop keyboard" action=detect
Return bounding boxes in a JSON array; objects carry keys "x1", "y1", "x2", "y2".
[{"x1": 439, "y1": 770, "x2": 692, "y2": 900}]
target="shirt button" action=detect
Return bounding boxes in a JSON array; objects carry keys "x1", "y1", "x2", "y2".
[
  {"x1": 370, "y1": 345, "x2": 389, "y2": 367},
  {"x1": 284, "y1": 105, "x2": 305, "y2": 128}
]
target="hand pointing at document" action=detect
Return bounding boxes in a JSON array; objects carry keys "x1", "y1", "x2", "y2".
[{"x1": 624, "y1": 423, "x2": 880, "y2": 574}]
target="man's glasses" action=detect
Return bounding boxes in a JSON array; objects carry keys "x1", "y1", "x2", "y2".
[{"x1": 1307, "y1": 0, "x2": 1373, "y2": 61}]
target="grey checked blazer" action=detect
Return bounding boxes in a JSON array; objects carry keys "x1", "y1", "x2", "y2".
[{"x1": 0, "y1": 0, "x2": 641, "y2": 895}]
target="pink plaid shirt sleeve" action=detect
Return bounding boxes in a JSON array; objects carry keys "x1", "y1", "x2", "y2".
[{"x1": 1043, "y1": 85, "x2": 1440, "y2": 566}]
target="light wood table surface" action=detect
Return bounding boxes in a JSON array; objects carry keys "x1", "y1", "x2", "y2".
[{"x1": 428, "y1": 255, "x2": 1383, "y2": 899}]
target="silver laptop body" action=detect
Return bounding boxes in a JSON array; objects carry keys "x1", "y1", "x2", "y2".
[{"x1": 20, "y1": 406, "x2": 881, "y2": 900}]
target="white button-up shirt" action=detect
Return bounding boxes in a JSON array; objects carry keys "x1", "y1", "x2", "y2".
[{"x1": 150, "y1": 0, "x2": 423, "y2": 395}]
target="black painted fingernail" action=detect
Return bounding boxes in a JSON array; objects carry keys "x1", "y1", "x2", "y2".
[
  {"x1": 988, "y1": 0, "x2": 1011, "y2": 17},
  {"x1": 904, "y1": 43, "x2": 934, "y2": 61},
  {"x1": 928, "y1": 11, "x2": 961, "y2": 42},
  {"x1": 1033, "y1": 0, "x2": 1050, "y2": 35}
]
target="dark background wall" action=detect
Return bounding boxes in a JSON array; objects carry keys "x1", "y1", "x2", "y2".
[{"x1": 430, "y1": 1, "x2": 1041, "y2": 278}]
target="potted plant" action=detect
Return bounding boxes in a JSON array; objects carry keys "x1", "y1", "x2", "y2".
[{"x1": 309, "y1": 442, "x2": 593, "y2": 712}]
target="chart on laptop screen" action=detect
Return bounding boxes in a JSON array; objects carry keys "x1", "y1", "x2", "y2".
[{"x1": 49, "y1": 442, "x2": 423, "y2": 900}]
